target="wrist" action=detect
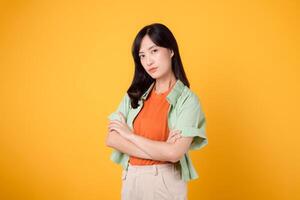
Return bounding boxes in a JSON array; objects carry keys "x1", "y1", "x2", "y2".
[{"x1": 127, "y1": 132, "x2": 135, "y2": 142}]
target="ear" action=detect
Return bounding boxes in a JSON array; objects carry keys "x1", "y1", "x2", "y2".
[{"x1": 170, "y1": 49, "x2": 174, "y2": 58}]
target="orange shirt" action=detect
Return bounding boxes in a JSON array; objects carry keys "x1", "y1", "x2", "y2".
[{"x1": 129, "y1": 84, "x2": 173, "y2": 165}]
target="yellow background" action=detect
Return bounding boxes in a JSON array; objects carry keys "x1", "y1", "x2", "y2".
[{"x1": 0, "y1": 0, "x2": 299, "y2": 199}]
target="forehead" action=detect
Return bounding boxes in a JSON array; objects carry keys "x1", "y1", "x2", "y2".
[{"x1": 139, "y1": 35, "x2": 157, "y2": 52}]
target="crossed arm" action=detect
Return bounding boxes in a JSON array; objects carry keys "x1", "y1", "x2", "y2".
[
  {"x1": 106, "y1": 130, "x2": 153, "y2": 160},
  {"x1": 106, "y1": 130, "x2": 193, "y2": 163}
]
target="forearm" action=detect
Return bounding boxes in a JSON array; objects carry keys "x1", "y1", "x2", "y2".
[
  {"x1": 127, "y1": 134, "x2": 176, "y2": 162},
  {"x1": 106, "y1": 131, "x2": 153, "y2": 160}
]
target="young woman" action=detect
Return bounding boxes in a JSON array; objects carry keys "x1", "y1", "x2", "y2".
[{"x1": 106, "y1": 23, "x2": 208, "y2": 200}]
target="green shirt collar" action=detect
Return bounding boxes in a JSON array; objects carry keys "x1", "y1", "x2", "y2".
[{"x1": 141, "y1": 79, "x2": 185, "y2": 106}]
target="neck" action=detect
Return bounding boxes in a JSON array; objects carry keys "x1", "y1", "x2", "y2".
[{"x1": 154, "y1": 72, "x2": 177, "y2": 94}]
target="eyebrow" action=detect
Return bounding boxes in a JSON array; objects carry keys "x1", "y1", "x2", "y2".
[{"x1": 139, "y1": 45, "x2": 157, "y2": 54}]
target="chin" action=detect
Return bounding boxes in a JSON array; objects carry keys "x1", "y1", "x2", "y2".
[
  {"x1": 148, "y1": 73, "x2": 160, "y2": 79},
  {"x1": 151, "y1": 75, "x2": 161, "y2": 80}
]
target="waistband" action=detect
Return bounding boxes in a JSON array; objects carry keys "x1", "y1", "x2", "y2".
[
  {"x1": 122, "y1": 163, "x2": 181, "y2": 180},
  {"x1": 128, "y1": 163, "x2": 175, "y2": 172}
]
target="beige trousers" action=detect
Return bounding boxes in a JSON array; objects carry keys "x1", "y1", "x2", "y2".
[{"x1": 121, "y1": 163, "x2": 187, "y2": 200}]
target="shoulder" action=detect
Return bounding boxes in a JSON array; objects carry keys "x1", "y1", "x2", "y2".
[
  {"x1": 123, "y1": 92, "x2": 130, "y2": 101},
  {"x1": 114, "y1": 92, "x2": 132, "y2": 111},
  {"x1": 122, "y1": 92, "x2": 132, "y2": 108},
  {"x1": 176, "y1": 86, "x2": 201, "y2": 109},
  {"x1": 119, "y1": 92, "x2": 130, "y2": 103}
]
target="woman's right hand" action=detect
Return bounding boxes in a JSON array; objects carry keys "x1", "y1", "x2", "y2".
[{"x1": 166, "y1": 129, "x2": 182, "y2": 144}]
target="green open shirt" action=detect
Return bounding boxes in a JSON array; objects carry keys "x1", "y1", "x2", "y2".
[{"x1": 107, "y1": 79, "x2": 208, "y2": 181}]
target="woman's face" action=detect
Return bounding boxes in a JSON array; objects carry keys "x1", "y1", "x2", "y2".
[{"x1": 138, "y1": 35, "x2": 174, "y2": 79}]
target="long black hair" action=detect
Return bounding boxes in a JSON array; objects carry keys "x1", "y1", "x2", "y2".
[{"x1": 127, "y1": 23, "x2": 190, "y2": 109}]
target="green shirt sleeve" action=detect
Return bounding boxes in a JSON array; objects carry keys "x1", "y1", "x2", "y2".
[
  {"x1": 107, "y1": 93, "x2": 131, "y2": 122},
  {"x1": 107, "y1": 93, "x2": 131, "y2": 164},
  {"x1": 175, "y1": 93, "x2": 208, "y2": 150}
]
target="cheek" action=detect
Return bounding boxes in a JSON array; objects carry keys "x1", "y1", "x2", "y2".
[
  {"x1": 140, "y1": 59, "x2": 146, "y2": 68},
  {"x1": 156, "y1": 54, "x2": 171, "y2": 67}
]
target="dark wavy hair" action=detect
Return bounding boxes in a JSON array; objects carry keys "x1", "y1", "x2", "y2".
[{"x1": 127, "y1": 23, "x2": 190, "y2": 109}]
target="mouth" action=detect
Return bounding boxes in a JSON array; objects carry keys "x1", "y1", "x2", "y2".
[{"x1": 148, "y1": 67, "x2": 158, "y2": 73}]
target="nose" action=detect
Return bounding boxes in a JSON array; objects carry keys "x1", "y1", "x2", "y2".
[{"x1": 146, "y1": 55, "x2": 153, "y2": 66}]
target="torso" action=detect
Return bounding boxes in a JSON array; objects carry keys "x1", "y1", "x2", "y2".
[{"x1": 129, "y1": 84, "x2": 173, "y2": 165}]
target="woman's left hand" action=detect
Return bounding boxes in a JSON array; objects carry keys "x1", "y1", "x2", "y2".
[{"x1": 108, "y1": 112, "x2": 134, "y2": 140}]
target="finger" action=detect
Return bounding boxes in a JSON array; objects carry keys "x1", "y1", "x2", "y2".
[
  {"x1": 169, "y1": 132, "x2": 181, "y2": 139},
  {"x1": 108, "y1": 125, "x2": 113, "y2": 132},
  {"x1": 109, "y1": 120, "x2": 120, "y2": 124},
  {"x1": 167, "y1": 134, "x2": 178, "y2": 142},
  {"x1": 169, "y1": 129, "x2": 181, "y2": 135},
  {"x1": 176, "y1": 135, "x2": 182, "y2": 140},
  {"x1": 175, "y1": 137, "x2": 181, "y2": 142},
  {"x1": 167, "y1": 136, "x2": 176, "y2": 142},
  {"x1": 169, "y1": 138, "x2": 177, "y2": 144},
  {"x1": 168, "y1": 134, "x2": 182, "y2": 143},
  {"x1": 109, "y1": 120, "x2": 123, "y2": 126},
  {"x1": 169, "y1": 131, "x2": 177, "y2": 136},
  {"x1": 167, "y1": 140, "x2": 173, "y2": 144},
  {"x1": 118, "y1": 112, "x2": 126, "y2": 123},
  {"x1": 114, "y1": 119, "x2": 127, "y2": 126},
  {"x1": 108, "y1": 124, "x2": 118, "y2": 131},
  {"x1": 109, "y1": 124, "x2": 120, "y2": 132},
  {"x1": 168, "y1": 132, "x2": 176, "y2": 139},
  {"x1": 167, "y1": 134, "x2": 180, "y2": 143},
  {"x1": 167, "y1": 134, "x2": 174, "y2": 141},
  {"x1": 109, "y1": 123, "x2": 120, "y2": 128},
  {"x1": 168, "y1": 135, "x2": 177, "y2": 141}
]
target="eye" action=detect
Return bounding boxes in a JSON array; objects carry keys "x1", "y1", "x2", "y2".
[
  {"x1": 151, "y1": 49, "x2": 158, "y2": 53},
  {"x1": 139, "y1": 54, "x2": 145, "y2": 58}
]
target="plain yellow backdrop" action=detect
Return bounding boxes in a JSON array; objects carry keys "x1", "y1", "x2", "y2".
[{"x1": 0, "y1": 0, "x2": 299, "y2": 199}]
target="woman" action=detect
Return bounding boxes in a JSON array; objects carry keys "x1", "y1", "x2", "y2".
[{"x1": 106, "y1": 23, "x2": 208, "y2": 200}]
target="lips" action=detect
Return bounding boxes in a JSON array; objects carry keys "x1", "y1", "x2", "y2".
[{"x1": 148, "y1": 67, "x2": 158, "y2": 73}]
